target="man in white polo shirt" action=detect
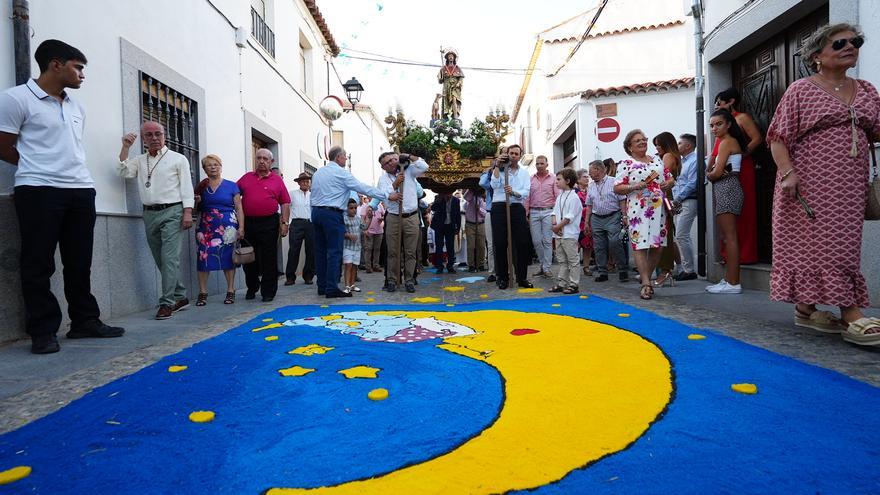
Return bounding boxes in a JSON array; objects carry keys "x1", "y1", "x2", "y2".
[{"x1": 0, "y1": 40, "x2": 125, "y2": 354}]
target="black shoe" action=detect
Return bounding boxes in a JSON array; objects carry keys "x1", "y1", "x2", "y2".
[
  {"x1": 326, "y1": 290, "x2": 353, "y2": 298},
  {"x1": 386, "y1": 282, "x2": 397, "y2": 293},
  {"x1": 405, "y1": 283, "x2": 416, "y2": 293},
  {"x1": 67, "y1": 320, "x2": 125, "y2": 339},
  {"x1": 487, "y1": 274, "x2": 496, "y2": 283},
  {"x1": 317, "y1": 290, "x2": 325, "y2": 296},
  {"x1": 245, "y1": 291, "x2": 257, "y2": 300},
  {"x1": 497, "y1": 280, "x2": 509, "y2": 290},
  {"x1": 31, "y1": 334, "x2": 60, "y2": 354},
  {"x1": 595, "y1": 274, "x2": 609, "y2": 282},
  {"x1": 674, "y1": 271, "x2": 698, "y2": 281},
  {"x1": 619, "y1": 271, "x2": 630, "y2": 283},
  {"x1": 284, "y1": 279, "x2": 296, "y2": 286},
  {"x1": 517, "y1": 280, "x2": 534, "y2": 289},
  {"x1": 447, "y1": 266, "x2": 457, "y2": 274},
  {"x1": 435, "y1": 266, "x2": 444, "y2": 274},
  {"x1": 262, "y1": 296, "x2": 274, "y2": 302},
  {"x1": 303, "y1": 279, "x2": 314, "y2": 285},
  {"x1": 468, "y1": 266, "x2": 477, "y2": 273}
]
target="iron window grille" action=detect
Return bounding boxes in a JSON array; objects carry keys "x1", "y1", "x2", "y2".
[
  {"x1": 139, "y1": 72, "x2": 200, "y2": 188},
  {"x1": 251, "y1": 7, "x2": 275, "y2": 58}
]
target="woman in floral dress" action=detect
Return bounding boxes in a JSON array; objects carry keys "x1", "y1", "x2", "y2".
[
  {"x1": 614, "y1": 130, "x2": 674, "y2": 300},
  {"x1": 194, "y1": 154, "x2": 245, "y2": 305},
  {"x1": 768, "y1": 23, "x2": 880, "y2": 346}
]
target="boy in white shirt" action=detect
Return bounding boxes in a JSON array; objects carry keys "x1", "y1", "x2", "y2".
[{"x1": 549, "y1": 168, "x2": 583, "y2": 294}]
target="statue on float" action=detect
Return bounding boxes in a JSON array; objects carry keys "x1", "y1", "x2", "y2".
[{"x1": 438, "y1": 47, "x2": 464, "y2": 121}]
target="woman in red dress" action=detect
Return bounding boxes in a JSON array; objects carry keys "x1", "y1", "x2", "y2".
[{"x1": 710, "y1": 88, "x2": 761, "y2": 265}]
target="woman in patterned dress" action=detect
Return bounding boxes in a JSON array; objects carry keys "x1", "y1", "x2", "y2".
[
  {"x1": 768, "y1": 23, "x2": 880, "y2": 346},
  {"x1": 194, "y1": 154, "x2": 245, "y2": 306},
  {"x1": 614, "y1": 130, "x2": 675, "y2": 300}
]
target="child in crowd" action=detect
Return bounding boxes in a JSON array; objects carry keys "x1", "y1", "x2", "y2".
[
  {"x1": 550, "y1": 168, "x2": 583, "y2": 294},
  {"x1": 343, "y1": 198, "x2": 365, "y2": 293}
]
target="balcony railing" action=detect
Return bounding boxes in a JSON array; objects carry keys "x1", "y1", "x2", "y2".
[{"x1": 251, "y1": 7, "x2": 275, "y2": 58}]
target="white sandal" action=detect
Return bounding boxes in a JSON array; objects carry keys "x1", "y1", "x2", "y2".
[
  {"x1": 842, "y1": 317, "x2": 880, "y2": 346},
  {"x1": 794, "y1": 309, "x2": 844, "y2": 334}
]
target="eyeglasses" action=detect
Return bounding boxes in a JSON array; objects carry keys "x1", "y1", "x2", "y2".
[{"x1": 831, "y1": 36, "x2": 864, "y2": 51}]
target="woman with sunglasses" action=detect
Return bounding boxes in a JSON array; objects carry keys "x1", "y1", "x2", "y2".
[{"x1": 767, "y1": 23, "x2": 880, "y2": 346}]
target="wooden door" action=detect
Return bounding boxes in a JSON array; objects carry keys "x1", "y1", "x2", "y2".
[{"x1": 251, "y1": 136, "x2": 267, "y2": 171}]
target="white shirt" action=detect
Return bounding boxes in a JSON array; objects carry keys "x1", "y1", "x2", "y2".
[
  {"x1": 552, "y1": 189, "x2": 582, "y2": 239},
  {"x1": 489, "y1": 164, "x2": 530, "y2": 204},
  {"x1": 0, "y1": 79, "x2": 93, "y2": 188},
  {"x1": 290, "y1": 189, "x2": 311, "y2": 219},
  {"x1": 117, "y1": 146, "x2": 195, "y2": 208},
  {"x1": 378, "y1": 158, "x2": 429, "y2": 215}
]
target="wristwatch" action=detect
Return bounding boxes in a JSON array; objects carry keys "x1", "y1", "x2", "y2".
[{"x1": 280, "y1": 220, "x2": 289, "y2": 226}]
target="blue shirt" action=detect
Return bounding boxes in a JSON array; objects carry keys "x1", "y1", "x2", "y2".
[
  {"x1": 479, "y1": 171, "x2": 494, "y2": 204},
  {"x1": 311, "y1": 162, "x2": 387, "y2": 210},
  {"x1": 673, "y1": 151, "x2": 698, "y2": 201},
  {"x1": 489, "y1": 163, "x2": 530, "y2": 204}
]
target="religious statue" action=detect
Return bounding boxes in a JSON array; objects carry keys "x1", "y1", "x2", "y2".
[{"x1": 438, "y1": 48, "x2": 464, "y2": 121}]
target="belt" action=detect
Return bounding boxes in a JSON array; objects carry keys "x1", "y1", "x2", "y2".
[
  {"x1": 390, "y1": 210, "x2": 418, "y2": 218},
  {"x1": 592, "y1": 211, "x2": 620, "y2": 219},
  {"x1": 530, "y1": 206, "x2": 552, "y2": 210},
  {"x1": 291, "y1": 217, "x2": 311, "y2": 222},
  {"x1": 143, "y1": 202, "x2": 181, "y2": 211},
  {"x1": 313, "y1": 205, "x2": 343, "y2": 213},
  {"x1": 466, "y1": 220, "x2": 485, "y2": 225}
]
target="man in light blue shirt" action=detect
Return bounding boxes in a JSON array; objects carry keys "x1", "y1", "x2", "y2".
[
  {"x1": 311, "y1": 146, "x2": 392, "y2": 298},
  {"x1": 673, "y1": 133, "x2": 699, "y2": 281},
  {"x1": 488, "y1": 144, "x2": 533, "y2": 289}
]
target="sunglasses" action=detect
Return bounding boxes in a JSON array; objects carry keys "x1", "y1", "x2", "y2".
[{"x1": 831, "y1": 36, "x2": 864, "y2": 51}]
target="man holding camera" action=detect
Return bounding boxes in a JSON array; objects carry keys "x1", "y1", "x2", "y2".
[
  {"x1": 377, "y1": 151, "x2": 428, "y2": 293},
  {"x1": 489, "y1": 144, "x2": 533, "y2": 289}
]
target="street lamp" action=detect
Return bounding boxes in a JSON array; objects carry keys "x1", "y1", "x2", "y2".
[{"x1": 342, "y1": 77, "x2": 364, "y2": 107}]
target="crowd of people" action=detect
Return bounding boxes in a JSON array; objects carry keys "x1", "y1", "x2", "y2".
[{"x1": 2, "y1": 22, "x2": 880, "y2": 355}]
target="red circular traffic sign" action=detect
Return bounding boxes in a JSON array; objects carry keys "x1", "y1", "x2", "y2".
[{"x1": 596, "y1": 117, "x2": 621, "y2": 143}]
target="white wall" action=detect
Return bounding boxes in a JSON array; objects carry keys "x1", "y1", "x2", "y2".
[{"x1": 336, "y1": 107, "x2": 392, "y2": 188}]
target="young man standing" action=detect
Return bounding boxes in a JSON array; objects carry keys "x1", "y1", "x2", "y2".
[{"x1": 0, "y1": 40, "x2": 124, "y2": 353}]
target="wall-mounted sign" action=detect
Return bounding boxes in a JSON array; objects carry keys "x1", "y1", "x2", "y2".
[
  {"x1": 596, "y1": 117, "x2": 621, "y2": 143},
  {"x1": 596, "y1": 103, "x2": 618, "y2": 118}
]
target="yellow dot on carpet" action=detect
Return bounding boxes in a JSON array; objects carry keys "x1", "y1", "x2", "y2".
[
  {"x1": 366, "y1": 291, "x2": 376, "y2": 295},
  {"x1": 579, "y1": 295, "x2": 588, "y2": 299},
  {"x1": 731, "y1": 383, "x2": 758, "y2": 395},
  {"x1": 446, "y1": 304, "x2": 455, "y2": 307},
  {"x1": 167, "y1": 365, "x2": 187, "y2": 373},
  {"x1": 617, "y1": 313, "x2": 630, "y2": 318},
  {"x1": 261, "y1": 318, "x2": 273, "y2": 322},
  {"x1": 0, "y1": 466, "x2": 31, "y2": 485},
  {"x1": 366, "y1": 298, "x2": 376, "y2": 302},
  {"x1": 189, "y1": 411, "x2": 215, "y2": 423},
  {"x1": 552, "y1": 304, "x2": 561, "y2": 308},
  {"x1": 338, "y1": 366, "x2": 381, "y2": 379},
  {"x1": 251, "y1": 322, "x2": 283, "y2": 333},
  {"x1": 278, "y1": 366, "x2": 316, "y2": 377},
  {"x1": 443, "y1": 286, "x2": 465, "y2": 292},
  {"x1": 320, "y1": 304, "x2": 329, "y2": 308},
  {"x1": 368, "y1": 388, "x2": 389, "y2": 401},
  {"x1": 411, "y1": 297, "x2": 441, "y2": 303},
  {"x1": 517, "y1": 288, "x2": 543, "y2": 294},
  {"x1": 264, "y1": 336, "x2": 279, "y2": 341},
  {"x1": 479, "y1": 294, "x2": 489, "y2": 299},
  {"x1": 688, "y1": 334, "x2": 707, "y2": 340},
  {"x1": 288, "y1": 344, "x2": 334, "y2": 356}
]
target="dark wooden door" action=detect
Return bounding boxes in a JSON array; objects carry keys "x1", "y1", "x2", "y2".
[{"x1": 731, "y1": 6, "x2": 828, "y2": 263}]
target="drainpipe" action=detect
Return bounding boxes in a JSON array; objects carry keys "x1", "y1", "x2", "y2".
[
  {"x1": 12, "y1": 0, "x2": 30, "y2": 85},
  {"x1": 691, "y1": 0, "x2": 708, "y2": 277}
]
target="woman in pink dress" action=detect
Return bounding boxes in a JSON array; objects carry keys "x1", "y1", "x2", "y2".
[{"x1": 768, "y1": 23, "x2": 880, "y2": 346}]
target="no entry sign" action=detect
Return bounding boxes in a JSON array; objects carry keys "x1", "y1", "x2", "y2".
[{"x1": 596, "y1": 117, "x2": 621, "y2": 143}]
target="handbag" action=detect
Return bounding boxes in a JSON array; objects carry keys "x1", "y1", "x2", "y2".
[
  {"x1": 866, "y1": 133, "x2": 880, "y2": 220},
  {"x1": 232, "y1": 239, "x2": 256, "y2": 265}
]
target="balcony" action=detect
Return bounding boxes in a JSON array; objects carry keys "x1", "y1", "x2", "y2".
[{"x1": 251, "y1": 7, "x2": 275, "y2": 58}]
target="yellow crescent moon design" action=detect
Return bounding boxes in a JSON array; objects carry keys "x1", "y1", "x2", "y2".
[{"x1": 268, "y1": 310, "x2": 673, "y2": 494}]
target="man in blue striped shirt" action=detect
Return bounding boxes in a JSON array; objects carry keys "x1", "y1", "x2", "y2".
[{"x1": 310, "y1": 146, "x2": 392, "y2": 298}]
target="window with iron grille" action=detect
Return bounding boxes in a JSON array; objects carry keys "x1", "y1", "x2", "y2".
[
  {"x1": 304, "y1": 163, "x2": 317, "y2": 176},
  {"x1": 252, "y1": 7, "x2": 276, "y2": 58},
  {"x1": 140, "y1": 72, "x2": 200, "y2": 188}
]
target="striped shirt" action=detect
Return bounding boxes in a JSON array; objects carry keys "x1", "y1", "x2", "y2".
[
  {"x1": 585, "y1": 175, "x2": 625, "y2": 215},
  {"x1": 343, "y1": 213, "x2": 364, "y2": 251}
]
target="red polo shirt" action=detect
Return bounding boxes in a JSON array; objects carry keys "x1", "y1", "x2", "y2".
[{"x1": 237, "y1": 172, "x2": 291, "y2": 217}]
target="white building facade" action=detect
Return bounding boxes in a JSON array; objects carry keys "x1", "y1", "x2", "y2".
[
  {"x1": 0, "y1": 0, "x2": 377, "y2": 341},
  {"x1": 700, "y1": 0, "x2": 880, "y2": 304}
]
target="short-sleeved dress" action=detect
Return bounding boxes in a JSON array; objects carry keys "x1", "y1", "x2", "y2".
[
  {"x1": 615, "y1": 157, "x2": 673, "y2": 250},
  {"x1": 766, "y1": 78, "x2": 880, "y2": 308},
  {"x1": 196, "y1": 179, "x2": 240, "y2": 272}
]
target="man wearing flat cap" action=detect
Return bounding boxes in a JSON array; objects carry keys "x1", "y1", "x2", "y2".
[{"x1": 285, "y1": 171, "x2": 315, "y2": 285}]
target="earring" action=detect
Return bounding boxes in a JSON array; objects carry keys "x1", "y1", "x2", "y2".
[{"x1": 816, "y1": 59, "x2": 822, "y2": 71}]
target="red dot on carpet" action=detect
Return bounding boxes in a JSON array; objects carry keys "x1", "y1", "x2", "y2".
[{"x1": 510, "y1": 328, "x2": 540, "y2": 336}]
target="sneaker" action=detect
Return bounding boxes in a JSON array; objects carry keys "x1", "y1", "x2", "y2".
[
  {"x1": 342, "y1": 286, "x2": 351, "y2": 294},
  {"x1": 351, "y1": 285, "x2": 361, "y2": 292},
  {"x1": 155, "y1": 305, "x2": 173, "y2": 320},
  {"x1": 31, "y1": 334, "x2": 60, "y2": 354},
  {"x1": 705, "y1": 279, "x2": 727, "y2": 292},
  {"x1": 707, "y1": 281, "x2": 742, "y2": 294},
  {"x1": 172, "y1": 298, "x2": 190, "y2": 312},
  {"x1": 67, "y1": 320, "x2": 125, "y2": 339}
]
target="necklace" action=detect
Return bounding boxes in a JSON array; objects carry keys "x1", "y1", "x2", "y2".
[
  {"x1": 820, "y1": 74, "x2": 847, "y2": 92},
  {"x1": 144, "y1": 150, "x2": 168, "y2": 188},
  {"x1": 206, "y1": 178, "x2": 222, "y2": 194}
]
